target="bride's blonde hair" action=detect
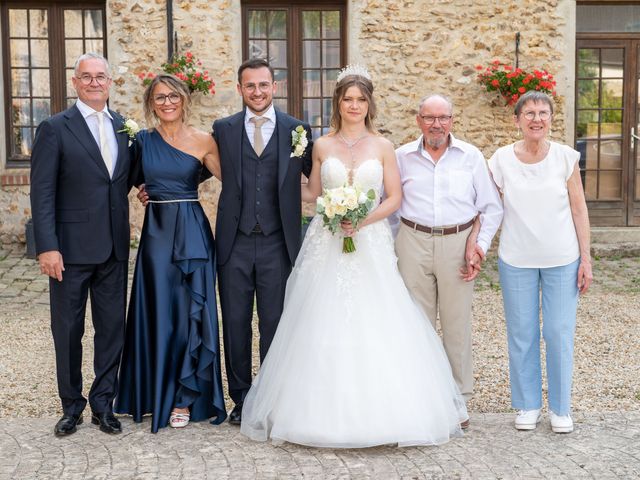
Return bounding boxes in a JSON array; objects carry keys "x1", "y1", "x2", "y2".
[{"x1": 330, "y1": 75, "x2": 377, "y2": 134}]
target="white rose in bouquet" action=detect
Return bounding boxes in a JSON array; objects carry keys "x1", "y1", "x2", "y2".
[{"x1": 315, "y1": 184, "x2": 377, "y2": 253}]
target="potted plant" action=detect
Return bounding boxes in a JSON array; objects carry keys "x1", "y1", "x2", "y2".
[{"x1": 476, "y1": 59, "x2": 556, "y2": 106}]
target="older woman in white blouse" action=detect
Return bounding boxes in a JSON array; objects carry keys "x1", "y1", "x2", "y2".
[{"x1": 488, "y1": 91, "x2": 592, "y2": 434}]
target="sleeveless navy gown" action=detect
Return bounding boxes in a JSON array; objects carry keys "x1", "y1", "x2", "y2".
[{"x1": 115, "y1": 129, "x2": 226, "y2": 432}]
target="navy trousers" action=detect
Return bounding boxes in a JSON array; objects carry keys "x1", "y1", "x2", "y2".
[
  {"x1": 49, "y1": 252, "x2": 127, "y2": 416},
  {"x1": 218, "y1": 230, "x2": 291, "y2": 404}
]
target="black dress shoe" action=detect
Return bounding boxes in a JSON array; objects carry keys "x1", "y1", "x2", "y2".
[
  {"x1": 228, "y1": 403, "x2": 243, "y2": 425},
  {"x1": 54, "y1": 413, "x2": 83, "y2": 436},
  {"x1": 91, "y1": 412, "x2": 122, "y2": 434}
]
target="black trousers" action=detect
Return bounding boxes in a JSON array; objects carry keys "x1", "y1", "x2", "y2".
[
  {"x1": 49, "y1": 252, "x2": 127, "y2": 416},
  {"x1": 218, "y1": 230, "x2": 291, "y2": 404}
]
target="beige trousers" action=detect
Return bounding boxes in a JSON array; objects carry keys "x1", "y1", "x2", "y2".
[{"x1": 395, "y1": 221, "x2": 475, "y2": 399}]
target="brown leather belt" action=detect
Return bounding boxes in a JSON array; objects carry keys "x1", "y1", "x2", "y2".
[{"x1": 401, "y1": 217, "x2": 474, "y2": 236}]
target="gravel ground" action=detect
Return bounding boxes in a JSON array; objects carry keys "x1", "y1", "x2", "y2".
[{"x1": 0, "y1": 248, "x2": 638, "y2": 418}]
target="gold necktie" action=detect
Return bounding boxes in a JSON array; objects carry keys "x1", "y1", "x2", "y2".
[
  {"x1": 250, "y1": 116, "x2": 268, "y2": 156},
  {"x1": 96, "y1": 111, "x2": 113, "y2": 177}
]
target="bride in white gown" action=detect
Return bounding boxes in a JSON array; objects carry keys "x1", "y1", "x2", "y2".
[{"x1": 240, "y1": 66, "x2": 468, "y2": 448}]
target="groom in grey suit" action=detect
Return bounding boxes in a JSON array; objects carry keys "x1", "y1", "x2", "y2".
[{"x1": 213, "y1": 59, "x2": 313, "y2": 424}]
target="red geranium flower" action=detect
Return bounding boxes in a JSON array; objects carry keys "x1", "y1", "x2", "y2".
[
  {"x1": 476, "y1": 60, "x2": 556, "y2": 106},
  {"x1": 139, "y1": 52, "x2": 215, "y2": 96}
]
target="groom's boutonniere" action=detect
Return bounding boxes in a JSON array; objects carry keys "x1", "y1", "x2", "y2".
[
  {"x1": 118, "y1": 118, "x2": 141, "y2": 146},
  {"x1": 291, "y1": 125, "x2": 308, "y2": 158}
]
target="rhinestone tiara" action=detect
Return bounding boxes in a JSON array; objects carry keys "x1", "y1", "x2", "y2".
[{"x1": 336, "y1": 64, "x2": 371, "y2": 83}]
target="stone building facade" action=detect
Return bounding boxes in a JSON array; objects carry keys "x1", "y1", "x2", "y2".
[{"x1": 0, "y1": 0, "x2": 596, "y2": 245}]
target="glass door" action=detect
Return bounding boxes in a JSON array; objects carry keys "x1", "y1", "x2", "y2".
[
  {"x1": 576, "y1": 39, "x2": 639, "y2": 226},
  {"x1": 576, "y1": 41, "x2": 626, "y2": 225},
  {"x1": 576, "y1": 2, "x2": 640, "y2": 226}
]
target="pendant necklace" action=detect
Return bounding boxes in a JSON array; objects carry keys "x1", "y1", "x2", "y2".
[{"x1": 338, "y1": 131, "x2": 369, "y2": 183}]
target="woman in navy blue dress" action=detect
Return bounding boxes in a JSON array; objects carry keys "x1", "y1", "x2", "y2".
[{"x1": 115, "y1": 74, "x2": 226, "y2": 432}]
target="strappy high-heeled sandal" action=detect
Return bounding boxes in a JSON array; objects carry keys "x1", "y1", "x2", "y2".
[{"x1": 169, "y1": 411, "x2": 190, "y2": 428}]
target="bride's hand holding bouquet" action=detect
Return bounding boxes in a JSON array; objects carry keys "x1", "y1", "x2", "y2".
[{"x1": 316, "y1": 185, "x2": 376, "y2": 253}]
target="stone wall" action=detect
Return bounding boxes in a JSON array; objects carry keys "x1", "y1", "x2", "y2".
[
  {"x1": 350, "y1": 0, "x2": 575, "y2": 155},
  {"x1": 0, "y1": 0, "x2": 575, "y2": 246},
  {"x1": 107, "y1": 0, "x2": 242, "y2": 239}
]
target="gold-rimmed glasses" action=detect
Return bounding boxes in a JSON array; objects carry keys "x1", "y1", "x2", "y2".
[{"x1": 241, "y1": 82, "x2": 273, "y2": 93}]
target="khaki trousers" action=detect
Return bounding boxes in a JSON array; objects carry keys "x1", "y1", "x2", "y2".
[{"x1": 395, "y1": 221, "x2": 475, "y2": 399}]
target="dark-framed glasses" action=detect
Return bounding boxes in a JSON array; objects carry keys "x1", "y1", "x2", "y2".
[
  {"x1": 153, "y1": 93, "x2": 182, "y2": 105},
  {"x1": 242, "y1": 82, "x2": 273, "y2": 93},
  {"x1": 523, "y1": 110, "x2": 551, "y2": 121},
  {"x1": 76, "y1": 74, "x2": 110, "y2": 85},
  {"x1": 419, "y1": 115, "x2": 452, "y2": 125}
]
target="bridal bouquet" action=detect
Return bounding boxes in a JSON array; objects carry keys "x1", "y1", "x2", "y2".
[{"x1": 316, "y1": 185, "x2": 376, "y2": 253}]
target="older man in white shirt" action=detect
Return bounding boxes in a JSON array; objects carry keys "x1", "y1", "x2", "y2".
[{"x1": 394, "y1": 94, "x2": 503, "y2": 417}]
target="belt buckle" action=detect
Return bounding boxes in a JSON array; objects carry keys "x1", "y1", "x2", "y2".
[{"x1": 431, "y1": 227, "x2": 445, "y2": 236}]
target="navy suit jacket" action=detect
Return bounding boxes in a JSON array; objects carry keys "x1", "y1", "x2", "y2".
[
  {"x1": 213, "y1": 108, "x2": 313, "y2": 266},
  {"x1": 30, "y1": 104, "x2": 133, "y2": 264}
]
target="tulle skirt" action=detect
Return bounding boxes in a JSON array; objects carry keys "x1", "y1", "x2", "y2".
[{"x1": 240, "y1": 216, "x2": 468, "y2": 448}]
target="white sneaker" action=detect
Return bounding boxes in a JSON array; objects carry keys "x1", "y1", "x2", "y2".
[
  {"x1": 549, "y1": 411, "x2": 573, "y2": 433},
  {"x1": 514, "y1": 409, "x2": 542, "y2": 430}
]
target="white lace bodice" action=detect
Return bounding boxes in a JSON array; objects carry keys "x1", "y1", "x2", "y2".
[{"x1": 320, "y1": 157, "x2": 383, "y2": 198}]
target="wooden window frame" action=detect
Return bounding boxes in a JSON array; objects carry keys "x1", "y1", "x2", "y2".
[
  {"x1": 241, "y1": 1, "x2": 347, "y2": 121},
  {"x1": 1, "y1": 0, "x2": 106, "y2": 168}
]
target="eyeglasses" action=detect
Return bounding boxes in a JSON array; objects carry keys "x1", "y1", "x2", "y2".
[
  {"x1": 418, "y1": 115, "x2": 452, "y2": 125},
  {"x1": 153, "y1": 93, "x2": 182, "y2": 105},
  {"x1": 241, "y1": 82, "x2": 273, "y2": 93},
  {"x1": 522, "y1": 110, "x2": 552, "y2": 121},
  {"x1": 75, "y1": 74, "x2": 110, "y2": 86}
]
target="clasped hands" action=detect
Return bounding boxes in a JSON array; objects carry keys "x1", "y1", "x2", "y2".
[{"x1": 460, "y1": 242, "x2": 484, "y2": 282}]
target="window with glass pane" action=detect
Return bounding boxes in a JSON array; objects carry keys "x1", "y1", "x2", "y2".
[
  {"x1": 2, "y1": 2, "x2": 106, "y2": 165},
  {"x1": 243, "y1": 3, "x2": 345, "y2": 138},
  {"x1": 247, "y1": 9, "x2": 289, "y2": 112},
  {"x1": 575, "y1": 47, "x2": 624, "y2": 200},
  {"x1": 577, "y1": 5, "x2": 640, "y2": 33},
  {"x1": 64, "y1": 8, "x2": 105, "y2": 106},
  {"x1": 6, "y1": 8, "x2": 49, "y2": 161},
  {"x1": 302, "y1": 10, "x2": 341, "y2": 139}
]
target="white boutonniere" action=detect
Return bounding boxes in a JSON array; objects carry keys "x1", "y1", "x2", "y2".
[
  {"x1": 118, "y1": 118, "x2": 141, "y2": 146},
  {"x1": 291, "y1": 125, "x2": 308, "y2": 158}
]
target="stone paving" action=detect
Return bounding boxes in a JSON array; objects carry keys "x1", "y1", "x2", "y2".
[
  {"x1": 1, "y1": 245, "x2": 639, "y2": 479},
  {"x1": 1, "y1": 413, "x2": 639, "y2": 479}
]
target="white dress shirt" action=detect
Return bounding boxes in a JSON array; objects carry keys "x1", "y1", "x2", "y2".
[
  {"x1": 76, "y1": 99, "x2": 118, "y2": 174},
  {"x1": 394, "y1": 134, "x2": 503, "y2": 254},
  {"x1": 244, "y1": 103, "x2": 276, "y2": 149}
]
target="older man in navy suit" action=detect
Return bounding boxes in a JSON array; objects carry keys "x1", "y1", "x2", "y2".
[
  {"x1": 30, "y1": 53, "x2": 132, "y2": 436},
  {"x1": 213, "y1": 59, "x2": 313, "y2": 425}
]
